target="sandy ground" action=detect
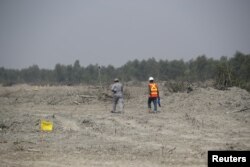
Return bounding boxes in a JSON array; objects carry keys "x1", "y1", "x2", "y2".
[{"x1": 0, "y1": 84, "x2": 249, "y2": 167}]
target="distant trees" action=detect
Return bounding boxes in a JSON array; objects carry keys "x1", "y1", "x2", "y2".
[
  {"x1": 0, "y1": 68, "x2": 20, "y2": 85},
  {"x1": 214, "y1": 56, "x2": 232, "y2": 88},
  {"x1": 188, "y1": 55, "x2": 217, "y2": 81},
  {"x1": 231, "y1": 52, "x2": 250, "y2": 82},
  {"x1": 0, "y1": 52, "x2": 249, "y2": 91},
  {"x1": 229, "y1": 52, "x2": 250, "y2": 90}
]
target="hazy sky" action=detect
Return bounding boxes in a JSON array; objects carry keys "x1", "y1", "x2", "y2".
[{"x1": 0, "y1": 0, "x2": 250, "y2": 69}]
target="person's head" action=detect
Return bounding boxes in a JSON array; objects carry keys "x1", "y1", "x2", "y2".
[
  {"x1": 149, "y1": 77, "x2": 154, "y2": 83},
  {"x1": 114, "y1": 78, "x2": 119, "y2": 83}
]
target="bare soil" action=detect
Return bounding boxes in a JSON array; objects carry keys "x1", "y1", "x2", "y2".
[{"x1": 0, "y1": 84, "x2": 249, "y2": 167}]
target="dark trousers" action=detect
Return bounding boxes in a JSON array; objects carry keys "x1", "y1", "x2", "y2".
[{"x1": 148, "y1": 97, "x2": 157, "y2": 112}]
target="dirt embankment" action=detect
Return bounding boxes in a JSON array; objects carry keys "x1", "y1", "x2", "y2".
[{"x1": 0, "y1": 84, "x2": 249, "y2": 167}]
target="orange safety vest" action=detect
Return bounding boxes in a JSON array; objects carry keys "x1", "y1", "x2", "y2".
[{"x1": 149, "y1": 83, "x2": 158, "y2": 97}]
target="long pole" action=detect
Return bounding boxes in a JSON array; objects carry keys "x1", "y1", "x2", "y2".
[{"x1": 98, "y1": 66, "x2": 102, "y2": 89}]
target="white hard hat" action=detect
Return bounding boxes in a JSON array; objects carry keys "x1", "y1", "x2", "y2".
[{"x1": 149, "y1": 77, "x2": 154, "y2": 81}]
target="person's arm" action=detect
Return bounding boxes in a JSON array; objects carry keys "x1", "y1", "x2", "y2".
[
  {"x1": 111, "y1": 84, "x2": 116, "y2": 93},
  {"x1": 157, "y1": 87, "x2": 159, "y2": 98}
]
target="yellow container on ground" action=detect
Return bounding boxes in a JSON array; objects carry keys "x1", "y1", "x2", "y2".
[{"x1": 41, "y1": 120, "x2": 53, "y2": 131}]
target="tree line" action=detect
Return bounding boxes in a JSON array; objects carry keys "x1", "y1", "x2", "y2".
[{"x1": 0, "y1": 52, "x2": 249, "y2": 91}]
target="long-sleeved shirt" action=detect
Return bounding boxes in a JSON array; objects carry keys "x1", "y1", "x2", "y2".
[{"x1": 111, "y1": 82, "x2": 123, "y2": 97}]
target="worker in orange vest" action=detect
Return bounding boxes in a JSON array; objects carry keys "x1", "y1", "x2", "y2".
[{"x1": 148, "y1": 77, "x2": 160, "y2": 113}]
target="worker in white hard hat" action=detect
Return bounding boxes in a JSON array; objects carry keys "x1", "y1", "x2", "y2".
[
  {"x1": 111, "y1": 78, "x2": 124, "y2": 113},
  {"x1": 148, "y1": 77, "x2": 160, "y2": 113}
]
